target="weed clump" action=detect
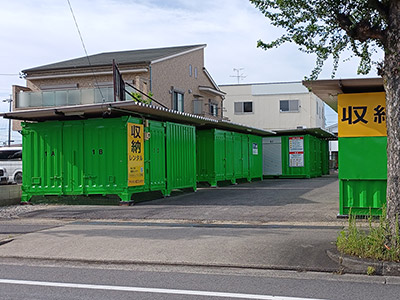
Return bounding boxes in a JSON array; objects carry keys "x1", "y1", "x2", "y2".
[{"x1": 337, "y1": 208, "x2": 400, "y2": 262}]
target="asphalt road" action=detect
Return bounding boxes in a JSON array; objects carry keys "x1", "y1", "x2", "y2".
[{"x1": 1, "y1": 262, "x2": 400, "y2": 300}]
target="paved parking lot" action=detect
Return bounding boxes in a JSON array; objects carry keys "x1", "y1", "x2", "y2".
[{"x1": 18, "y1": 175, "x2": 340, "y2": 224}]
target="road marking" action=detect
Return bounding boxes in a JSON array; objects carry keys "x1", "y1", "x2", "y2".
[{"x1": 0, "y1": 278, "x2": 325, "y2": 300}]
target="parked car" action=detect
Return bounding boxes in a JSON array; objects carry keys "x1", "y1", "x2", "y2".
[
  {"x1": 0, "y1": 147, "x2": 22, "y2": 184},
  {"x1": 0, "y1": 167, "x2": 8, "y2": 184}
]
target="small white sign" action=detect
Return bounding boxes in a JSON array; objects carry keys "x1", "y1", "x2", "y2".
[{"x1": 252, "y1": 143, "x2": 258, "y2": 155}]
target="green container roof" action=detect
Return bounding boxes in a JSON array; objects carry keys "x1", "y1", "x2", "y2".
[
  {"x1": 273, "y1": 128, "x2": 337, "y2": 140},
  {"x1": 1, "y1": 100, "x2": 275, "y2": 137}
]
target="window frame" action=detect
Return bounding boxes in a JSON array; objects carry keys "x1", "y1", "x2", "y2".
[
  {"x1": 234, "y1": 101, "x2": 253, "y2": 114},
  {"x1": 279, "y1": 99, "x2": 300, "y2": 113}
]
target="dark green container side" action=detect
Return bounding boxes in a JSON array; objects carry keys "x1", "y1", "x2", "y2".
[
  {"x1": 321, "y1": 140, "x2": 330, "y2": 175},
  {"x1": 197, "y1": 129, "x2": 243, "y2": 186},
  {"x1": 165, "y1": 122, "x2": 197, "y2": 195},
  {"x1": 339, "y1": 136, "x2": 387, "y2": 215},
  {"x1": 21, "y1": 116, "x2": 167, "y2": 203}
]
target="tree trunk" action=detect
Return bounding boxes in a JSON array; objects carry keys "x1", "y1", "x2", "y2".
[{"x1": 384, "y1": 1, "x2": 400, "y2": 234}]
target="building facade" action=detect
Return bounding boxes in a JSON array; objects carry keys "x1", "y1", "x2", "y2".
[
  {"x1": 12, "y1": 44, "x2": 225, "y2": 130},
  {"x1": 220, "y1": 82, "x2": 325, "y2": 131}
]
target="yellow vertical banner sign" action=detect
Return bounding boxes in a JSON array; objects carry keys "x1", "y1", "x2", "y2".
[
  {"x1": 338, "y1": 92, "x2": 386, "y2": 137},
  {"x1": 127, "y1": 123, "x2": 144, "y2": 186}
]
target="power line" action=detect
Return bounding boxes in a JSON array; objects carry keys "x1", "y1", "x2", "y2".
[{"x1": 66, "y1": 0, "x2": 105, "y2": 101}]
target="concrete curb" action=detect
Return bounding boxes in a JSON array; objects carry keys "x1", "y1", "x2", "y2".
[
  {"x1": 327, "y1": 249, "x2": 400, "y2": 276},
  {"x1": 0, "y1": 254, "x2": 339, "y2": 274}
]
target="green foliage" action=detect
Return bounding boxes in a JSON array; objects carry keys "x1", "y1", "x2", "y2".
[
  {"x1": 337, "y1": 208, "x2": 400, "y2": 262},
  {"x1": 249, "y1": 0, "x2": 389, "y2": 79},
  {"x1": 367, "y1": 266, "x2": 376, "y2": 275},
  {"x1": 130, "y1": 91, "x2": 153, "y2": 105}
]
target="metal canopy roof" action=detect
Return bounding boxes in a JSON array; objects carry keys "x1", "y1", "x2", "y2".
[
  {"x1": 0, "y1": 101, "x2": 275, "y2": 137},
  {"x1": 302, "y1": 77, "x2": 384, "y2": 112},
  {"x1": 273, "y1": 127, "x2": 337, "y2": 140}
]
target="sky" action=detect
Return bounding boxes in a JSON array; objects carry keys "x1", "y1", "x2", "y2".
[{"x1": 0, "y1": 0, "x2": 383, "y2": 144}]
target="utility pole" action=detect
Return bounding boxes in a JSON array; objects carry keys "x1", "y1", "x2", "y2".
[
  {"x1": 2, "y1": 96, "x2": 12, "y2": 146},
  {"x1": 230, "y1": 68, "x2": 246, "y2": 84}
]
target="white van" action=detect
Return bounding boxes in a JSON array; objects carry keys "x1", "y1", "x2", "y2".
[{"x1": 0, "y1": 147, "x2": 22, "y2": 184}]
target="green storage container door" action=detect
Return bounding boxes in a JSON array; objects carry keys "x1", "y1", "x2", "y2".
[
  {"x1": 214, "y1": 130, "x2": 226, "y2": 183},
  {"x1": 248, "y1": 135, "x2": 263, "y2": 180},
  {"x1": 147, "y1": 120, "x2": 166, "y2": 192},
  {"x1": 281, "y1": 135, "x2": 310, "y2": 178},
  {"x1": 321, "y1": 140, "x2": 329, "y2": 175},
  {"x1": 62, "y1": 121, "x2": 84, "y2": 194},
  {"x1": 233, "y1": 133, "x2": 244, "y2": 179},
  {"x1": 166, "y1": 122, "x2": 196, "y2": 194},
  {"x1": 225, "y1": 132, "x2": 234, "y2": 181},
  {"x1": 22, "y1": 121, "x2": 64, "y2": 198}
]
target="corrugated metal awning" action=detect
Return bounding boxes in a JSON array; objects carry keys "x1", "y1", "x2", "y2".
[
  {"x1": 302, "y1": 77, "x2": 384, "y2": 112},
  {"x1": 273, "y1": 128, "x2": 337, "y2": 140},
  {"x1": 0, "y1": 101, "x2": 275, "y2": 137}
]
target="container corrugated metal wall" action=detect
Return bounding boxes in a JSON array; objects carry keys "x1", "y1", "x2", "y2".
[
  {"x1": 339, "y1": 136, "x2": 387, "y2": 215},
  {"x1": 21, "y1": 117, "x2": 170, "y2": 203},
  {"x1": 196, "y1": 129, "x2": 263, "y2": 186},
  {"x1": 165, "y1": 122, "x2": 196, "y2": 195}
]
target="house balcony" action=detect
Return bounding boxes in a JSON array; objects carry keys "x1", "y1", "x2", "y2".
[{"x1": 15, "y1": 87, "x2": 128, "y2": 109}]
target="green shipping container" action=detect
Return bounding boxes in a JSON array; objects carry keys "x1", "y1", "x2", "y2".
[
  {"x1": 196, "y1": 129, "x2": 262, "y2": 186},
  {"x1": 339, "y1": 136, "x2": 387, "y2": 215},
  {"x1": 263, "y1": 135, "x2": 327, "y2": 178},
  {"x1": 21, "y1": 116, "x2": 196, "y2": 204},
  {"x1": 165, "y1": 122, "x2": 197, "y2": 195}
]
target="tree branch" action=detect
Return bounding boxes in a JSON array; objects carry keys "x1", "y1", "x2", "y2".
[
  {"x1": 367, "y1": 0, "x2": 390, "y2": 21},
  {"x1": 336, "y1": 13, "x2": 386, "y2": 44}
]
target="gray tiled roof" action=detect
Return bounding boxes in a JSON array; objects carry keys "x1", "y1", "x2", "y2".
[{"x1": 23, "y1": 44, "x2": 206, "y2": 73}]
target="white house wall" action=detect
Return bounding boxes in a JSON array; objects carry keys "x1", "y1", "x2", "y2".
[{"x1": 220, "y1": 83, "x2": 325, "y2": 130}]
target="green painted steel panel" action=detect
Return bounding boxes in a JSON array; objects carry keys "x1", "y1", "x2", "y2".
[
  {"x1": 248, "y1": 135, "x2": 263, "y2": 180},
  {"x1": 63, "y1": 122, "x2": 84, "y2": 194},
  {"x1": 321, "y1": 140, "x2": 329, "y2": 175},
  {"x1": 233, "y1": 133, "x2": 244, "y2": 179},
  {"x1": 280, "y1": 135, "x2": 310, "y2": 178},
  {"x1": 166, "y1": 122, "x2": 196, "y2": 194},
  {"x1": 214, "y1": 130, "x2": 227, "y2": 183},
  {"x1": 339, "y1": 137, "x2": 387, "y2": 180},
  {"x1": 22, "y1": 122, "x2": 63, "y2": 199},
  {"x1": 147, "y1": 120, "x2": 166, "y2": 192},
  {"x1": 225, "y1": 131, "x2": 234, "y2": 181},
  {"x1": 340, "y1": 179, "x2": 387, "y2": 215}
]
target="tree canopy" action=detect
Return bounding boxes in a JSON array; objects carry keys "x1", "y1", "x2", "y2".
[{"x1": 250, "y1": 0, "x2": 391, "y2": 79}]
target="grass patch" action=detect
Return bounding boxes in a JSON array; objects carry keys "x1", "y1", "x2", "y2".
[{"x1": 337, "y1": 208, "x2": 400, "y2": 262}]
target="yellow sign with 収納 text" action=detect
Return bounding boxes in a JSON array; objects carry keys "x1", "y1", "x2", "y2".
[
  {"x1": 127, "y1": 123, "x2": 144, "y2": 186},
  {"x1": 338, "y1": 92, "x2": 386, "y2": 137}
]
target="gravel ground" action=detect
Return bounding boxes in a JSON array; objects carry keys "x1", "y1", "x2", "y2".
[{"x1": 0, "y1": 205, "x2": 50, "y2": 219}]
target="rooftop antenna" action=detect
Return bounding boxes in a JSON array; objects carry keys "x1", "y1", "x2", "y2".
[{"x1": 230, "y1": 68, "x2": 246, "y2": 84}]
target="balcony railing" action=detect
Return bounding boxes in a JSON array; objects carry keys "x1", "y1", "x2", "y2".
[{"x1": 16, "y1": 87, "x2": 134, "y2": 109}]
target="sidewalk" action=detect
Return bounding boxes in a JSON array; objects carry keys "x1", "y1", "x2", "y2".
[{"x1": 0, "y1": 176, "x2": 344, "y2": 273}]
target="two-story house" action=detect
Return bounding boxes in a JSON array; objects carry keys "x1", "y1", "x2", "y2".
[
  {"x1": 220, "y1": 82, "x2": 325, "y2": 130},
  {"x1": 12, "y1": 44, "x2": 225, "y2": 130}
]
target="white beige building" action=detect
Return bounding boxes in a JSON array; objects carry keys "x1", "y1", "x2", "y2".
[{"x1": 220, "y1": 82, "x2": 325, "y2": 130}]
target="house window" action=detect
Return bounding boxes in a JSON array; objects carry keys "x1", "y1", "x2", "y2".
[
  {"x1": 280, "y1": 100, "x2": 299, "y2": 112},
  {"x1": 194, "y1": 67, "x2": 198, "y2": 79},
  {"x1": 189, "y1": 64, "x2": 192, "y2": 77},
  {"x1": 209, "y1": 101, "x2": 218, "y2": 117},
  {"x1": 173, "y1": 91, "x2": 184, "y2": 112},
  {"x1": 193, "y1": 98, "x2": 203, "y2": 115},
  {"x1": 234, "y1": 101, "x2": 253, "y2": 114}
]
